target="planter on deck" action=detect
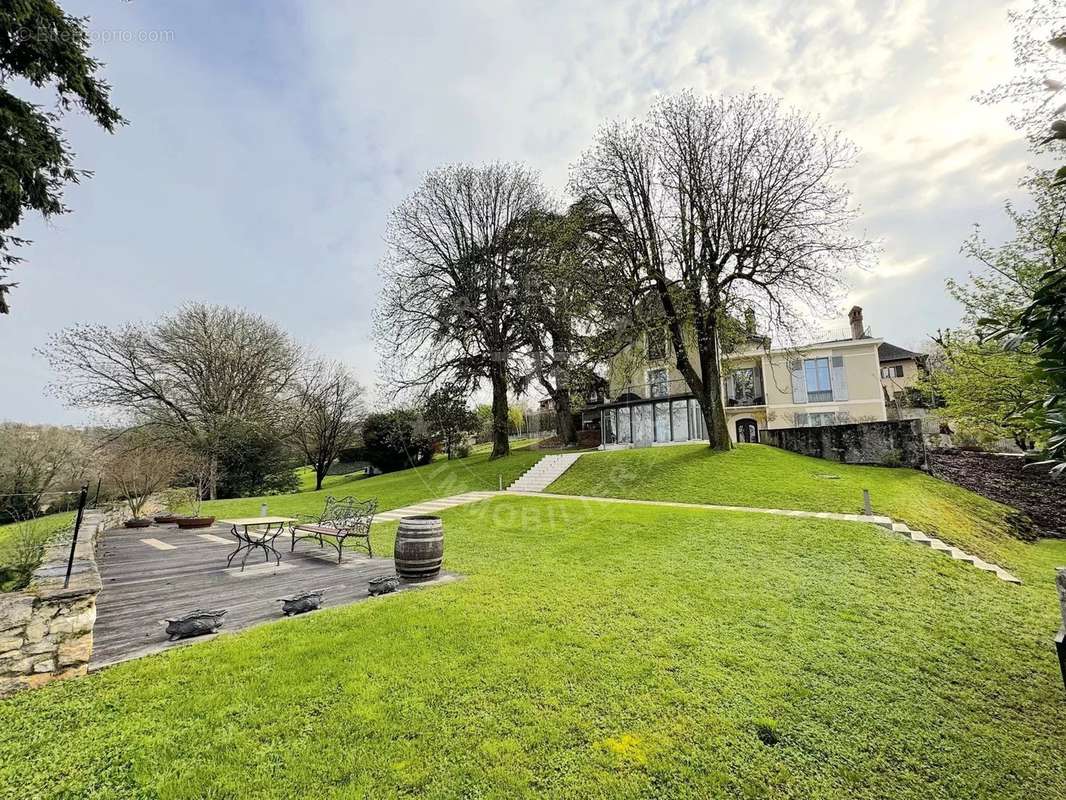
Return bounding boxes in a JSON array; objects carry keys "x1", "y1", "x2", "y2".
[{"x1": 175, "y1": 516, "x2": 215, "y2": 530}]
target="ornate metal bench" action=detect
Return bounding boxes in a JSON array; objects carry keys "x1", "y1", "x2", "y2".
[{"x1": 289, "y1": 496, "x2": 377, "y2": 563}]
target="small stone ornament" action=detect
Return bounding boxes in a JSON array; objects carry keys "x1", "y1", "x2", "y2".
[
  {"x1": 368, "y1": 575, "x2": 400, "y2": 596},
  {"x1": 278, "y1": 589, "x2": 326, "y2": 616},
  {"x1": 165, "y1": 609, "x2": 227, "y2": 641}
]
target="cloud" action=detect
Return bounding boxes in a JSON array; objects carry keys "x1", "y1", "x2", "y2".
[{"x1": 0, "y1": 0, "x2": 1035, "y2": 423}]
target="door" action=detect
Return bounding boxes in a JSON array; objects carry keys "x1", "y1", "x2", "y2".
[{"x1": 735, "y1": 419, "x2": 758, "y2": 443}]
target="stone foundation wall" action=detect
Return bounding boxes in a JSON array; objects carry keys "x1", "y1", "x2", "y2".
[
  {"x1": 0, "y1": 507, "x2": 123, "y2": 698},
  {"x1": 764, "y1": 419, "x2": 927, "y2": 469}
]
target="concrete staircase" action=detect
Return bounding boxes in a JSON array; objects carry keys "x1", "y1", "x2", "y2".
[
  {"x1": 889, "y1": 522, "x2": 1021, "y2": 584},
  {"x1": 506, "y1": 453, "x2": 584, "y2": 493}
]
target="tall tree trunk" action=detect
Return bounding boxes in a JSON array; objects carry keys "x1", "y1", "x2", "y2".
[
  {"x1": 209, "y1": 452, "x2": 218, "y2": 501},
  {"x1": 554, "y1": 399, "x2": 577, "y2": 446},
  {"x1": 489, "y1": 361, "x2": 510, "y2": 459},
  {"x1": 553, "y1": 327, "x2": 579, "y2": 447},
  {"x1": 697, "y1": 347, "x2": 732, "y2": 451},
  {"x1": 670, "y1": 316, "x2": 732, "y2": 451}
]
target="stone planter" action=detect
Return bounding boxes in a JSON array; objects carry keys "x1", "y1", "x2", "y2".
[
  {"x1": 175, "y1": 516, "x2": 215, "y2": 530},
  {"x1": 123, "y1": 518, "x2": 152, "y2": 529},
  {"x1": 153, "y1": 514, "x2": 181, "y2": 524}
]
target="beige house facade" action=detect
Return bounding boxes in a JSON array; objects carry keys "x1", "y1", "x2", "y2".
[
  {"x1": 877, "y1": 342, "x2": 924, "y2": 401},
  {"x1": 589, "y1": 306, "x2": 888, "y2": 446}
]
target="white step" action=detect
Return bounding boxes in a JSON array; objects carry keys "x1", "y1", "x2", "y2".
[{"x1": 506, "y1": 453, "x2": 585, "y2": 493}]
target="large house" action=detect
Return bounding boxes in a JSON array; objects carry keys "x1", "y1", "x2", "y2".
[{"x1": 583, "y1": 306, "x2": 892, "y2": 446}]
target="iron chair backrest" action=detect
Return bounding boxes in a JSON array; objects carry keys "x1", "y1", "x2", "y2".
[{"x1": 319, "y1": 496, "x2": 377, "y2": 530}]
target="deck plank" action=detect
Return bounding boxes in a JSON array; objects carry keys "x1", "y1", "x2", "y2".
[{"x1": 91, "y1": 522, "x2": 456, "y2": 669}]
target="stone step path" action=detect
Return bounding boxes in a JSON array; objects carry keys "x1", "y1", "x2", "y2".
[
  {"x1": 507, "y1": 491, "x2": 1023, "y2": 585},
  {"x1": 373, "y1": 491, "x2": 498, "y2": 522},
  {"x1": 506, "y1": 453, "x2": 585, "y2": 492},
  {"x1": 368, "y1": 487, "x2": 1022, "y2": 585}
]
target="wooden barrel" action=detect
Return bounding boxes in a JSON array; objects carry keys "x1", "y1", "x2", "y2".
[{"x1": 394, "y1": 516, "x2": 444, "y2": 580}]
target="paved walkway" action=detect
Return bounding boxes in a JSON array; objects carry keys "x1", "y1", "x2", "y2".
[
  {"x1": 371, "y1": 485, "x2": 1022, "y2": 585},
  {"x1": 373, "y1": 491, "x2": 498, "y2": 522}
]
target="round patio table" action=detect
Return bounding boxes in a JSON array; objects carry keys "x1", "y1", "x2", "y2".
[{"x1": 219, "y1": 517, "x2": 297, "y2": 571}]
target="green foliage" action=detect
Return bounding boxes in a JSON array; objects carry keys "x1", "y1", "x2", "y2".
[
  {"x1": 921, "y1": 334, "x2": 1050, "y2": 450},
  {"x1": 0, "y1": 514, "x2": 70, "y2": 592},
  {"x1": 359, "y1": 409, "x2": 434, "y2": 473},
  {"x1": 199, "y1": 446, "x2": 541, "y2": 520},
  {"x1": 0, "y1": 496, "x2": 1063, "y2": 796},
  {"x1": 0, "y1": 0, "x2": 125, "y2": 312},
  {"x1": 423, "y1": 384, "x2": 479, "y2": 458},
  {"x1": 215, "y1": 423, "x2": 299, "y2": 498},
  {"x1": 507, "y1": 405, "x2": 524, "y2": 432}
]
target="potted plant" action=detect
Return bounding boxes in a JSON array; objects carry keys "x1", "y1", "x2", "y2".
[
  {"x1": 155, "y1": 487, "x2": 196, "y2": 524},
  {"x1": 173, "y1": 459, "x2": 215, "y2": 529},
  {"x1": 103, "y1": 439, "x2": 184, "y2": 528}
]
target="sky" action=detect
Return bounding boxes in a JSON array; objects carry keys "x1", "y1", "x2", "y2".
[{"x1": 0, "y1": 0, "x2": 1036, "y2": 425}]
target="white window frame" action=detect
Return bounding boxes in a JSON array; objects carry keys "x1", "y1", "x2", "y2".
[
  {"x1": 647, "y1": 368, "x2": 669, "y2": 399},
  {"x1": 804, "y1": 357, "x2": 833, "y2": 403}
]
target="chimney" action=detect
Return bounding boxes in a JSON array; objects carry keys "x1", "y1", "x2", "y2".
[
  {"x1": 848, "y1": 306, "x2": 865, "y2": 340},
  {"x1": 743, "y1": 307, "x2": 757, "y2": 335}
]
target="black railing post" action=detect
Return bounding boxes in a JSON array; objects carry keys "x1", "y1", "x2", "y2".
[
  {"x1": 63, "y1": 484, "x2": 89, "y2": 589},
  {"x1": 91, "y1": 477, "x2": 102, "y2": 508}
]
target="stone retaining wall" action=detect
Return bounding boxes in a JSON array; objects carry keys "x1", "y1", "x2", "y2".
[
  {"x1": 764, "y1": 419, "x2": 927, "y2": 469},
  {"x1": 0, "y1": 507, "x2": 124, "y2": 698}
]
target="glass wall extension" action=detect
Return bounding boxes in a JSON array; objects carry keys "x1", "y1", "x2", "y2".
[{"x1": 601, "y1": 398, "x2": 706, "y2": 446}]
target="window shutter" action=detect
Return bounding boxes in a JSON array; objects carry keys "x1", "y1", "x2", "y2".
[
  {"x1": 726, "y1": 374, "x2": 736, "y2": 402},
  {"x1": 895, "y1": 365, "x2": 904, "y2": 377},
  {"x1": 795, "y1": 412, "x2": 809, "y2": 428},
  {"x1": 830, "y1": 354, "x2": 848, "y2": 401},
  {"x1": 790, "y1": 359, "x2": 807, "y2": 404},
  {"x1": 753, "y1": 366, "x2": 764, "y2": 401}
]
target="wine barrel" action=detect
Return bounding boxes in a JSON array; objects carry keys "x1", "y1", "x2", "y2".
[{"x1": 394, "y1": 515, "x2": 444, "y2": 580}]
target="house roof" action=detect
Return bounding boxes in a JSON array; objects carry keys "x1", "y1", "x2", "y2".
[{"x1": 878, "y1": 342, "x2": 921, "y2": 362}]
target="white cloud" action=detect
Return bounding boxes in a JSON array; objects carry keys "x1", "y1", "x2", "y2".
[{"x1": 0, "y1": 0, "x2": 1036, "y2": 422}]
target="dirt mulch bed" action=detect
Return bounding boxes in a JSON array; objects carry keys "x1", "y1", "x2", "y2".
[{"x1": 927, "y1": 449, "x2": 1066, "y2": 540}]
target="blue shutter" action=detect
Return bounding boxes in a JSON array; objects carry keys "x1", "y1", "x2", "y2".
[
  {"x1": 830, "y1": 355, "x2": 848, "y2": 401},
  {"x1": 790, "y1": 359, "x2": 807, "y2": 403}
]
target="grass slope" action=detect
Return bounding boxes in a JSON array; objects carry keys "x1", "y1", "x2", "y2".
[
  {"x1": 547, "y1": 444, "x2": 1049, "y2": 580},
  {"x1": 1, "y1": 496, "x2": 1063, "y2": 798},
  {"x1": 200, "y1": 447, "x2": 542, "y2": 520},
  {"x1": 293, "y1": 466, "x2": 368, "y2": 493}
]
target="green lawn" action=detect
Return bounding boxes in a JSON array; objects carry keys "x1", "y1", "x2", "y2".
[
  {"x1": 293, "y1": 465, "x2": 368, "y2": 493},
  {"x1": 0, "y1": 512, "x2": 75, "y2": 551},
  {"x1": 200, "y1": 447, "x2": 542, "y2": 520},
  {"x1": 547, "y1": 444, "x2": 1053, "y2": 582},
  {"x1": 1, "y1": 495, "x2": 1064, "y2": 798}
]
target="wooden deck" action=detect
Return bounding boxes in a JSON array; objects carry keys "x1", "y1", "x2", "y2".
[{"x1": 91, "y1": 521, "x2": 456, "y2": 668}]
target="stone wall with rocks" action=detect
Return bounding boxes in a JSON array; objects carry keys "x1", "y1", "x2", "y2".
[
  {"x1": 0, "y1": 507, "x2": 123, "y2": 697},
  {"x1": 764, "y1": 419, "x2": 927, "y2": 469}
]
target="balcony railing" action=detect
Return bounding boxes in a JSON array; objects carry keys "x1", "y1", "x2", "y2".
[{"x1": 596, "y1": 377, "x2": 764, "y2": 407}]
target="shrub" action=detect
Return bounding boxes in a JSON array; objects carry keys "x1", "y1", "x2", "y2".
[
  {"x1": 361, "y1": 410, "x2": 434, "y2": 473},
  {"x1": 0, "y1": 517, "x2": 70, "y2": 593},
  {"x1": 880, "y1": 449, "x2": 903, "y2": 468}
]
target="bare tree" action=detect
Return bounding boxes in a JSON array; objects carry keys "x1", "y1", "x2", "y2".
[
  {"x1": 290, "y1": 361, "x2": 365, "y2": 491},
  {"x1": 40, "y1": 303, "x2": 302, "y2": 498},
  {"x1": 0, "y1": 424, "x2": 91, "y2": 522},
  {"x1": 375, "y1": 163, "x2": 546, "y2": 458},
  {"x1": 102, "y1": 434, "x2": 188, "y2": 520},
  {"x1": 571, "y1": 91, "x2": 870, "y2": 449}
]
